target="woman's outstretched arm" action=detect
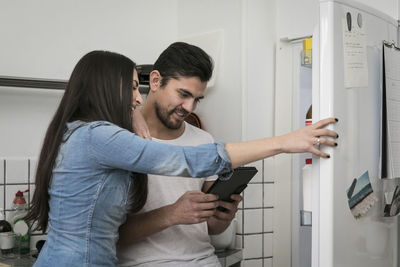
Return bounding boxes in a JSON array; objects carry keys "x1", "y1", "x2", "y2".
[{"x1": 226, "y1": 117, "x2": 338, "y2": 168}]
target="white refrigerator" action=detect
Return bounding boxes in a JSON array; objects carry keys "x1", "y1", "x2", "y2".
[
  {"x1": 312, "y1": 0, "x2": 398, "y2": 267},
  {"x1": 284, "y1": 0, "x2": 399, "y2": 267}
]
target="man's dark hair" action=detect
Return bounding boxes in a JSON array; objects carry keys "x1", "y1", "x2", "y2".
[{"x1": 153, "y1": 42, "x2": 214, "y2": 87}]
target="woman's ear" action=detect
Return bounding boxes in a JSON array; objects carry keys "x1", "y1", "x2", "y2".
[{"x1": 149, "y1": 70, "x2": 161, "y2": 92}]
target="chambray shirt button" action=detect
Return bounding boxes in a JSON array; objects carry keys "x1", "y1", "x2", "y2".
[{"x1": 215, "y1": 158, "x2": 220, "y2": 163}]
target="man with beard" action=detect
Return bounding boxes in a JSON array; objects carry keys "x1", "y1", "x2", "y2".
[{"x1": 117, "y1": 42, "x2": 242, "y2": 267}]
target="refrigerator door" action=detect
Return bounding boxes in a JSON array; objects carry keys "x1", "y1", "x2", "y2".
[{"x1": 312, "y1": 0, "x2": 398, "y2": 267}]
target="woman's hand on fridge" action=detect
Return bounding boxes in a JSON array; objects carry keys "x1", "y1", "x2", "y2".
[{"x1": 278, "y1": 117, "x2": 339, "y2": 158}]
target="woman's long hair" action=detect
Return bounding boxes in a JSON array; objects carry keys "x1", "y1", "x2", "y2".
[{"x1": 26, "y1": 51, "x2": 147, "y2": 232}]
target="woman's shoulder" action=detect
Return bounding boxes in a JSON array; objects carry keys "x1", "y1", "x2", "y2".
[
  {"x1": 85, "y1": 121, "x2": 133, "y2": 144},
  {"x1": 64, "y1": 120, "x2": 123, "y2": 141},
  {"x1": 66, "y1": 120, "x2": 116, "y2": 129},
  {"x1": 68, "y1": 120, "x2": 121, "y2": 131},
  {"x1": 86, "y1": 120, "x2": 117, "y2": 129}
]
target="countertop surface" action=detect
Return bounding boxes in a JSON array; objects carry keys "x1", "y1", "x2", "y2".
[
  {"x1": 0, "y1": 253, "x2": 36, "y2": 267},
  {"x1": 0, "y1": 249, "x2": 242, "y2": 267}
]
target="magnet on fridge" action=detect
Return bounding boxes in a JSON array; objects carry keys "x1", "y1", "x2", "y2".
[{"x1": 346, "y1": 171, "x2": 377, "y2": 219}]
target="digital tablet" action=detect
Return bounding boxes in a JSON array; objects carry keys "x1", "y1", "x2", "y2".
[{"x1": 206, "y1": 166, "x2": 258, "y2": 208}]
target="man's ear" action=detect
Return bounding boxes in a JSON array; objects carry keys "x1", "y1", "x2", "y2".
[{"x1": 149, "y1": 70, "x2": 161, "y2": 92}]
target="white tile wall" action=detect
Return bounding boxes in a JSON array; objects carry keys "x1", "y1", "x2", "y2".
[
  {"x1": 5, "y1": 158, "x2": 29, "y2": 184},
  {"x1": 240, "y1": 159, "x2": 275, "y2": 264},
  {"x1": 263, "y1": 184, "x2": 274, "y2": 207},
  {"x1": 5, "y1": 211, "x2": 13, "y2": 222},
  {"x1": 243, "y1": 259, "x2": 263, "y2": 267},
  {"x1": 239, "y1": 192, "x2": 244, "y2": 209},
  {"x1": 0, "y1": 159, "x2": 4, "y2": 184},
  {"x1": 263, "y1": 158, "x2": 275, "y2": 183},
  {"x1": 264, "y1": 233, "x2": 273, "y2": 257},
  {"x1": 244, "y1": 184, "x2": 263, "y2": 208},
  {"x1": 29, "y1": 184, "x2": 35, "y2": 205},
  {"x1": 264, "y1": 258, "x2": 273, "y2": 267},
  {"x1": 246, "y1": 161, "x2": 263, "y2": 183},
  {"x1": 29, "y1": 158, "x2": 38, "y2": 184},
  {"x1": 244, "y1": 209, "x2": 263, "y2": 234},
  {"x1": 235, "y1": 234, "x2": 242, "y2": 248},
  {"x1": 264, "y1": 208, "x2": 273, "y2": 232},
  {"x1": 0, "y1": 185, "x2": 4, "y2": 212},
  {"x1": 236, "y1": 210, "x2": 243, "y2": 234},
  {"x1": 243, "y1": 234, "x2": 263, "y2": 259},
  {"x1": 1, "y1": 157, "x2": 41, "y2": 251}
]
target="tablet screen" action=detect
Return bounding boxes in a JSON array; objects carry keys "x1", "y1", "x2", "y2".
[{"x1": 206, "y1": 166, "x2": 258, "y2": 203}]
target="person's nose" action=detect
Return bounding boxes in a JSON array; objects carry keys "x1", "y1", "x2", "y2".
[
  {"x1": 133, "y1": 90, "x2": 143, "y2": 107},
  {"x1": 181, "y1": 99, "x2": 196, "y2": 113}
]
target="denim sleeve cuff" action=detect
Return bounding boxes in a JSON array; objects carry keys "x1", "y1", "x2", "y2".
[{"x1": 215, "y1": 141, "x2": 233, "y2": 181}]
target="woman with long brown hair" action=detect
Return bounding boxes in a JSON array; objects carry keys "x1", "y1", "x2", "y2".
[{"x1": 27, "y1": 50, "x2": 337, "y2": 267}]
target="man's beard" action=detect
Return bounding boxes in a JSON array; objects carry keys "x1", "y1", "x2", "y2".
[{"x1": 154, "y1": 101, "x2": 189, "y2": 130}]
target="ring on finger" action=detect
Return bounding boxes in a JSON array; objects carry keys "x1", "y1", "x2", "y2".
[{"x1": 316, "y1": 137, "x2": 320, "y2": 146}]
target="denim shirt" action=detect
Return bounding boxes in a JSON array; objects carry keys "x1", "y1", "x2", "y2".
[{"x1": 34, "y1": 121, "x2": 232, "y2": 267}]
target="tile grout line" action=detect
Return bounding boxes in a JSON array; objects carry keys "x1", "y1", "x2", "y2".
[
  {"x1": 249, "y1": 181, "x2": 275, "y2": 185},
  {"x1": 242, "y1": 181, "x2": 245, "y2": 255},
  {"x1": 262, "y1": 159, "x2": 265, "y2": 265},
  {"x1": 3, "y1": 159, "x2": 6, "y2": 217},
  {"x1": 239, "y1": 206, "x2": 274, "y2": 210},
  {"x1": 243, "y1": 256, "x2": 273, "y2": 260},
  {"x1": 28, "y1": 159, "x2": 31, "y2": 207},
  {"x1": 243, "y1": 161, "x2": 265, "y2": 263},
  {"x1": 237, "y1": 231, "x2": 274, "y2": 236},
  {"x1": 0, "y1": 183, "x2": 31, "y2": 186}
]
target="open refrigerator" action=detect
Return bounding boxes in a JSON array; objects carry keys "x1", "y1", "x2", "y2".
[{"x1": 283, "y1": 0, "x2": 399, "y2": 266}]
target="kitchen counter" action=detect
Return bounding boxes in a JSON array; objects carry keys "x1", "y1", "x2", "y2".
[
  {"x1": 215, "y1": 248, "x2": 242, "y2": 267},
  {"x1": 0, "y1": 253, "x2": 36, "y2": 267},
  {"x1": 0, "y1": 249, "x2": 242, "y2": 267}
]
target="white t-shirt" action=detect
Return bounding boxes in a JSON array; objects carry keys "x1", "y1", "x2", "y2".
[{"x1": 117, "y1": 122, "x2": 220, "y2": 267}]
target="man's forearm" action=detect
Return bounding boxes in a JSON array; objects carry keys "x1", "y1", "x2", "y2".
[
  {"x1": 207, "y1": 216, "x2": 231, "y2": 235},
  {"x1": 118, "y1": 205, "x2": 175, "y2": 245}
]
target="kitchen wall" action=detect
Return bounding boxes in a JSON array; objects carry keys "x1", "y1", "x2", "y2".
[
  {"x1": 0, "y1": 158, "x2": 43, "y2": 248},
  {"x1": 0, "y1": 0, "x2": 179, "y2": 80},
  {"x1": 0, "y1": 0, "x2": 278, "y2": 265},
  {"x1": 0, "y1": 0, "x2": 245, "y2": 156},
  {"x1": 176, "y1": 0, "x2": 243, "y2": 142},
  {"x1": 0, "y1": 0, "x2": 180, "y2": 156},
  {"x1": 237, "y1": 1, "x2": 277, "y2": 266}
]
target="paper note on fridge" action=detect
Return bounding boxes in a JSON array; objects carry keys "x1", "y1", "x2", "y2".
[{"x1": 342, "y1": 12, "x2": 368, "y2": 88}]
